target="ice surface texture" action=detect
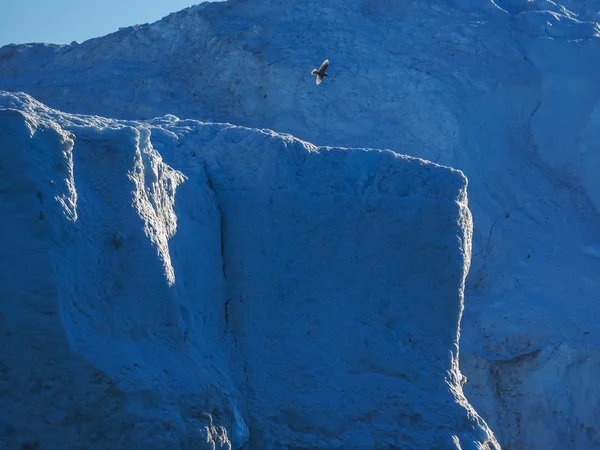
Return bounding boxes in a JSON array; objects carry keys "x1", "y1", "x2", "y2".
[
  {"x1": 3, "y1": 0, "x2": 600, "y2": 447},
  {"x1": 0, "y1": 92, "x2": 497, "y2": 449}
]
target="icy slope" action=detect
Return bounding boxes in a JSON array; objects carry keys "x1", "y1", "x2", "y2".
[
  {"x1": 3, "y1": 0, "x2": 600, "y2": 447},
  {"x1": 0, "y1": 91, "x2": 498, "y2": 449}
]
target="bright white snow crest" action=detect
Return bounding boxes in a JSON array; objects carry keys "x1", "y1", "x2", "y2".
[{"x1": 0, "y1": 91, "x2": 497, "y2": 449}]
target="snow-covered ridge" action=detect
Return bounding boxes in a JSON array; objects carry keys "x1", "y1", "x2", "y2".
[{"x1": 0, "y1": 91, "x2": 497, "y2": 449}]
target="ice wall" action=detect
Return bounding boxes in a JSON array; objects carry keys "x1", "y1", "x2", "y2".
[
  {"x1": 0, "y1": 92, "x2": 498, "y2": 449},
  {"x1": 458, "y1": 3, "x2": 600, "y2": 448},
  {"x1": 174, "y1": 125, "x2": 491, "y2": 448},
  {"x1": 5, "y1": 0, "x2": 600, "y2": 447}
]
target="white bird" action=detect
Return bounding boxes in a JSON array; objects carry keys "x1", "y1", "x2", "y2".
[{"x1": 311, "y1": 59, "x2": 330, "y2": 85}]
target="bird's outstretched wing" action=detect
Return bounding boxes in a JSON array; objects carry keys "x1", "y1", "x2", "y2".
[
  {"x1": 316, "y1": 74, "x2": 323, "y2": 85},
  {"x1": 319, "y1": 59, "x2": 329, "y2": 72}
]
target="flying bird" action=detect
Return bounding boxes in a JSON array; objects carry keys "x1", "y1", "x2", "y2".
[{"x1": 311, "y1": 59, "x2": 330, "y2": 85}]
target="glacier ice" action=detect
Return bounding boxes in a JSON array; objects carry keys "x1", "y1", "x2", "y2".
[
  {"x1": 0, "y1": 91, "x2": 498, "y2": 449},
  {"x1": 3, "y1": 0, "x2": 600, "y2": 447}
]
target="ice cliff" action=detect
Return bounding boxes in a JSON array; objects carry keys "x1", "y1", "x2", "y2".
[
  {"x1": 0, "y1": 91, "x2": 497, "y2": 449},
  {"x1": 3, "y1": 0, "x2": 600, "y2": 447}
]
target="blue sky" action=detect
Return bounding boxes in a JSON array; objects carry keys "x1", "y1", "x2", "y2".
[{"x1": 0, "y1": 1, "x2": 215, "y2": 46}]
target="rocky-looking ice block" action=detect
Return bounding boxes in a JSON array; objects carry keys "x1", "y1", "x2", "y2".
[
  {"x1": 0, "y1": 99, "x2": 247, "y2": 450},
  {"x1": 182, "y1": 124, "x2": 499, "y2": 449}
]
